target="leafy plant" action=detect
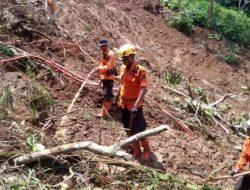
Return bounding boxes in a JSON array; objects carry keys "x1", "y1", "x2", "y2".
[
  {"x1": 208, "y1": 33, "x2": 223, "y2": 40},
  {"x1": 170, "y1": 10, "x2": 193, "y2": 34},
  {"x1": 230, "y1": 113, "x2": 250, "y2": 126},
  {"x1": 189, "y1": 99, "x2": 216, "y2": 118},
  {"x1": 218, "y1": 42, "x2": 239, "y2": 64},
  {"x1": 190, "y1": 85, "x2": 208, "y2": 100},
  {"x1": 164, "y1": 68, "x2": 183, "y2": 85},
  {"x1": 26, "y1": 135, "x2": 36, "y2": 151},
  {"x1": 7, "y1": 169, "x2": 49, "y2": 190},
  {"x1": 19, "y1": 58, "x2": 37, "y2": 78},
  {"x1": 218, "y1": 103, "x2": 232, "y2": 113},
  {"x1": 26, "y1": 82, "x2": 55, "y2": 121},
  {"x1": 26, "y1": 135, "x2": 45, "y2": 152},
  {"x1": 219, "y1": 53, "x2": 238, "y2": 64},
  {"x1": 241, "y1": 86, "x2": 250, "y2": 94},
  {"x1": 222, "y1": 43, "x2": 239, "y2": 54},
  {"x1": 0, "y1": 86, "x2": 14, "y2": 120},
  {"x1": 0, "y1": 44, "x2": 17, "y2": 56}
]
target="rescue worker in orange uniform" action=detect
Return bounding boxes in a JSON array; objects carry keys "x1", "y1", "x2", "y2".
[
  {"x1": 231, "y1": 120, "x2": 250, "y2": 190},
  {"x1": 96, "y1": 39, "x2": 117, "y2": 118},
  {"x1": 116, "y1": 43, "x2": 151, "y2": 160}
]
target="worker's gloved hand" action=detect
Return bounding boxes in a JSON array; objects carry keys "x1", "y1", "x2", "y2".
[
  {"x1": 230, "y1": 169, "x2": 240, "y2": 176},
  {"x1": 107, "y1": 67, "x2": 118, "y2": 76},
  {"x1": 131, "y1": 106, "x2": 138, "y2": 117}
]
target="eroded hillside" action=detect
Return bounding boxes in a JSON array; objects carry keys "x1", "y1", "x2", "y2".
[{"x1": 0, "y1": 0, "x2": 250, "y2": 189}]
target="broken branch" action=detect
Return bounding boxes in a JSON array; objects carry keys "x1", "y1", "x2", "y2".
[
  {"x1": 147, "y1": 97, "x2": 193, "y2": 135},
  {"x1": 209, "y1": 93, "x2": 242, "y2": 107},
  {"x1": 12, "y1": 125, "x2": 170, "y2": 165}
]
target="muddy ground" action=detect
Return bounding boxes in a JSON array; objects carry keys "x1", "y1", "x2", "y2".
[{"x1": 0, "y1": 0, "x2": 250, "y2": 189}]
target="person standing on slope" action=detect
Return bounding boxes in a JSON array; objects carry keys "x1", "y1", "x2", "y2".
[
  {"x1": 96, "y1": 38, "x2": 117, "y2": 118},
  {"x1": 116, "y1": 43, "x2": 151, "y2": 160}
]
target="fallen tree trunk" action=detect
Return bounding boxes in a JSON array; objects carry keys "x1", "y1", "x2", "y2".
[{"x1": 12, "y1": 125, "x2": 170, "y2": 165}]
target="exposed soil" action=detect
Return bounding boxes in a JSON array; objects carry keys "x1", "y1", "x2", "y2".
[{"x1": 0, "y1": 0, "x2": 250, "y2": 189}]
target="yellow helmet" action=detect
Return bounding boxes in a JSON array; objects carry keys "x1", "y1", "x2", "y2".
[{"x1": 117, "y1": 43, "x2": 136, "y2": 58}]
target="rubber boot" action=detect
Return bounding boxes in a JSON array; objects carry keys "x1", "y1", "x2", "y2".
[
  {"x1": 140, "y1": 138, "x2": 151, "y2": 160},
  {"x1": 132, "y1": 141, "x2": 141, "y2": 158},
  {"x1": 110, "y1": 96, "x2": 117, "y2": 110},
  {"x1": 96, "y1": 101, "x2": 111, "y2": 118},
  {"x1": 111, "y1": 96, "x2": 115, "y2": 105}
]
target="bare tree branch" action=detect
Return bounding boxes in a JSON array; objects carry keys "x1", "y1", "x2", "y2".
[
  {"x1": 209, "y1": 93, "x2": 242, "y2": 107},
  {"x1": 12, "y1": 125, "x2": 170, "y2": 165}
]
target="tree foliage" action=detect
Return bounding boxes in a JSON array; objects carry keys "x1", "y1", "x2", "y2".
[{"x1": 163, "y1": 0, "x2": 250, "y2": 47}]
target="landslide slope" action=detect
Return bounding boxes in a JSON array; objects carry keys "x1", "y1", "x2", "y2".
[{"x1": 0, "y1": 0, "x2": 249, "y2": 189}]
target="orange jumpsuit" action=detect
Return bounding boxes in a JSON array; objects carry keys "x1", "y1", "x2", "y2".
[
  {"x1": 236, "y1": 137, "x2": 250, "y2": 171},
  {"x1": 119, "y1": 61, "x2": 148, "y2": 135},
  {"x1": 98, "y1": 49, "x2": 116, "y2": 80},
  {"x1": 119, "y1": 61, "x2": 147, "y2": 110}
]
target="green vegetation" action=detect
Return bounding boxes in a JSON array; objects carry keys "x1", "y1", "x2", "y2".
[
  {"x1": 2, "y1": 161, "x2": 225, "y2": 190},
  {"x1": 164, "y1": 68, "x2": 183, "y2": 85},
  {"x1": 0, "y1": 44, "x2": 16, "y2": 56},
  {"x1": 7, "y1": 169, "x2": 50, "y2": 190},
  {"x1": 170, "y1": 10, "x2": 193, "y2": 34},
  {"x1": 217, "y1": 0, "x2": 250, "y2": 16},
  {"x1": 162, "y1": 0, "x2": 250, "y2": 47},
  {"x1": 26, "y1": 83, "x2": 55, "y2": 121},
  {"x1": 218, "y1": 42, "x2": 239, "y2": 64},
  {"x1": 219, "y1": 53, "x2": 238, "y2": 64},
  {"x1": 19, "y1": 58, "x2": 38, "y2": 78},
  {"x1": 0, "y1": 86, "x2": 14, "y2": 120},
  {"x1": 230, "y1": 113, "x2": 250, "y2": 126},
  {"x1": 241, "y1": 86, "x2": 250, "y2": 94}
]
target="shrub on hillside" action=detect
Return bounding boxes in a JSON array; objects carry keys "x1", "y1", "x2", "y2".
[
  {"x1": 164, "y1": 68, "x2": 183, "y2": 85},
  {"x1": 188, "y1": 1, "x2": 209, "y2": 27},
  {"x1": 170, "y1": 10, "x2": 193, "y2": 34},
  {"x1": 219, "y1": 53, "x2": 239, "y2": 64},
  {"x1": 217, "y1": 0, "x2": 250, "y2": 16}
]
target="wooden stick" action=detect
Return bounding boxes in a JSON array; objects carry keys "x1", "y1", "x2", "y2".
[
  {"x1": 1, "y1": 55, "x2": 99, "y2": 86},
  {"x1": 60, "y1": 68, "x2": 96, "y2": 126},
  {"x1": 209, "y1": 93, "x2": 242, "y2": 107},
  {"x1": 45, "y1": 108, "x2": 82, "y2": 121},
  {"x1": 147, "y1": 97, "x2": 193, "y2": 135},
  {"x1": 163, "y1": 85, "x2": 190, "y2": 98},
  {"x1": 12, "y1": 125, "x2": 170, "y2": 165},
  {"x1": 211, "y1": 171, "x2": 250, "y2": 181}
]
